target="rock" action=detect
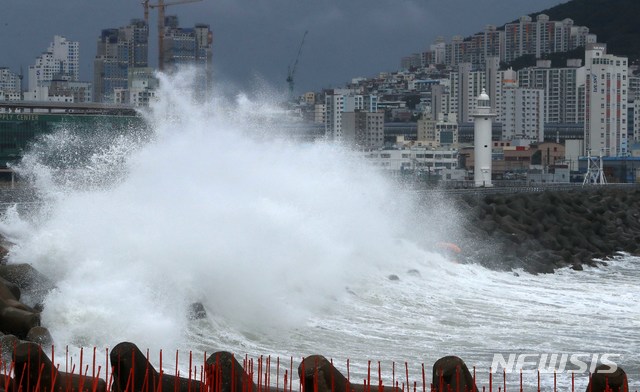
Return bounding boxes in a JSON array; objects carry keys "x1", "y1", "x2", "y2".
[
  {"x1": 0, "y1": 299, "x2": 40, "y2": 339},
  {"x1": 26, "y1": 326, "x2": 53, "y2": 347},
  {"x1": 432, "y1": 356, "x2": 478, "y2": 392},
  {"x1": 111, "y1": 341, "x2": 204, "y2": 392},
  {"x1": 407, "y1": 269, "x2": 421, "y2": 277},
  {"x1": 0, "y1": 277, "x2": 20, "y2": 300},
  {"x1": 13, "y1": 342, "x2": 107, "y2": 392},
  {"x1": 586, "y1": 364, "x2": 628, "y2": 392},
  {"x1": 0, "y1": 333, "x2": 19, "y2": 363},
  {"x1": 456, "y1": 188, "x2": 640, "y2": 272},
  {"x1": 188, "y1": 302, "x2": 207, "y2": 320},
  {"x1": 298, "y1": 355, "x2": 399, "y2": 392},
  {"x1": 206, "y1": 351, "x2": 254, "y2": 392},
  {"x1": 0, "y1": 263, "x2": 55, "y2": 307}
]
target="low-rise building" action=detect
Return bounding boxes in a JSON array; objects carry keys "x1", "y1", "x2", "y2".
[{"x1": 363, "y1": 146, "x2": 459, "y2": 177}]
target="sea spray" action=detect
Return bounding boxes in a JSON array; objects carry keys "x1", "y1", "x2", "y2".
[{"x1": 0, "y1": 70, "x2": 454, "y2": 353}]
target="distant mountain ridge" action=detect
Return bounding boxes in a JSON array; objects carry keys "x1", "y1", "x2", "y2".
[{"x1": 528, "y1": 0, "x2": 640, "y2": 64}]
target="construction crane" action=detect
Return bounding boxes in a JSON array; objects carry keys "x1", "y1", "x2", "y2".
[
  {"x1": 142, "y1": 0, "x2": 203, "y2": 71},
  {"x1": 286, "y1": 30, "x2": 308, "y2": 98}
]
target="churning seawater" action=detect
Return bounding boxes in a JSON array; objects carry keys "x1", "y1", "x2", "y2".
[{"x1": 0, "y1": 72, "x2": 638, "y2": 390}]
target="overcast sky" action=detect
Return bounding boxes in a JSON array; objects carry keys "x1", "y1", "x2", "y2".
[{"x1": 0, "y1": 0, "x2": 567, "y2": 96}]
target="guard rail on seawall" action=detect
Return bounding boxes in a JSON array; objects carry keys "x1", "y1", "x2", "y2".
[{"x1": 419, "y1": 182, "x2": 640, "y2": 197}]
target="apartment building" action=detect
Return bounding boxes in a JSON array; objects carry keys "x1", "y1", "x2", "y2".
[
  {"x1": 503, "y1": 15, "x2": 595, "y2": 63},
  {"x1": 94, "y1": 19, "x2": 149, "y2": 102},
  {"x1": 0, "y1": 68, "x2": 21, "y2": 100},
  {"x1": 501, "y1": 85, "x2": 545, "y2": 142},
  {"x1": 450, "y1": 63, "x2": 486, "y2": 123},
  {"x1": 325, "y1": 90, "x2": 379, "y2": 142},
  {"x1": 518, "y1": 59, "x2": 586, "y2": 124},
  {"x1": 342, "y1": 111, "x2": 385, "y2": 148},
  {"x1": 420, "y1": 14, "x2": 595, "y2": 69},
  {"x1": 28, "y1": 35, "x2": 79, "y2": 91},
  {"x1": 162, "y1": 16, "x2": 213, "y2": 91},
  {"x1": 584, "y1": 43, "x2": 629, "y2": 156},
  {"x1": 24, "y1": 35, "x2": 89, "y2": 102},
  {"x1": 417, "y1": 113, "x2": 459, "y2": 148}
]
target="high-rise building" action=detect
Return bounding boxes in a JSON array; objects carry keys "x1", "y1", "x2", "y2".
[
  {"x1": 446, "y1": 36, "x2": 464, "y2": 67},
  {"x1": 324, "y1": 90, "x2": 380, "y2": 143},
  {"x1": 503, "y1": 15, "x2": 595, "y2": 63},
  {"x1": 430, "y1": 83, "x2": 453, "y2": 120},
  {"x1": 451, "y1": 63, "x2": 486, "y2": 123},
  {"x1": 26, "y1": 35, "x2": 81, "y2": 101},
  {"x1": 343, "y1": 94, "x2": 378, "y2": 113},
  {"x1": 628, "y1": 75, "x2": 640, "y2": 102},
  {"x1": 313, "y1": 103, "x2": 326, "y2": 124},
  {"x1": 419, "y1": 15, "x2": 594, "y2": 69},
  {"x1": 632, "y1": 100, "x2": 640, "y2": 142},
  {"x1": 28, "y1": 35, "x2": 79, "y2": 92},
  {"x1": 584, "y1": 43, "x2": 629, "y2": 157},
  {"x1": 466, "y1": 25, "x2": 503, "y2": 67},
  {"x1": 342, "y1": 111, "x2": 385, "y2": 148},
  {"x1": 94, "y1": 19, "x2": 149, "y2": 103},
  {"x1": 325, "y1": 91, "x2": 345, "y2": 140},
  {"x1": 417, "y1": 113, "x2": 459, "y2": 148},
  {"x1": 0, "y1": 68, "x2": 21, "y2": 100},
  {"x1": 518, "y1": 60, "x2": 586, "y2": 124},
  {"x1": 400, "y1": 53, "x2": 421, "y2": 70},
  {"x1": 501, "y1": 85, "x2": 545, "y2": 142},
  {"x1": 114, "y1": 67, "x2": 158, "y2": 107},
  {"x1": 430, "y1": 37, "x2": 446, "y2": 65},
  {"x1": 162, "y1": 16, "x2": 213, "y2": 92},
  {"x1": 25, "y1": 35, "x2": 92, "y2": 102}
]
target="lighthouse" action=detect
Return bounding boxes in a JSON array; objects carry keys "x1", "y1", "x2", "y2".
[{"x1": 472, "y1": 88, "x2": 496, "y2": 187}]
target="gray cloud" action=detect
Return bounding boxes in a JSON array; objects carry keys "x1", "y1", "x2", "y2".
[{"x1": 0, "y1": 0, "x2": 566, "y2": 96}]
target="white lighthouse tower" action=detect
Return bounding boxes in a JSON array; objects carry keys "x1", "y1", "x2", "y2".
[{"x1": 473, "y1": 88, "x2": 496, "y2": 187}]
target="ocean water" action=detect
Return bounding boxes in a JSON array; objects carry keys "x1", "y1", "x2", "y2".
[{"x1": 0, "y1": 71, "x2": 638, "y2": 390}]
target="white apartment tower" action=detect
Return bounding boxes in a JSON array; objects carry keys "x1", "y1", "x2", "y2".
[
  {"x1": 325, "y1": 92, "x2": 345, "y2": 140},
  {"x1": 502, "y1": 85, "x2": 545, "y2": 142},
  {"x1": 430, "y1": 37, "x2": 447, "y2": 65},
  {"x1": 503, "y1": 15, "x2": 595, "y2": 63},
  {"x1": 431, "y1": 83, "x2": 453, "y2": 119},
  {"x1": 485, "y1": 56, "x2": 501, "y2": 116},
  {"x1": 0, "y1": 68, "x2": 21, "y2": 99},
  {"x1": 28, "y1": 35, "x2": 79, "y2": 92},
  {"x1": 584, "y1": 43, "x2": 628, "y2": 157},
  {"x1": 451, "y1": 63, "x2": 486, "y2": 123},
  {"x1": 518, "y1": 60, "x2": 586, "y2": 124}
]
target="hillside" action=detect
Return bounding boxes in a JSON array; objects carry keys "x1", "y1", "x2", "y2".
[{"x1": 532, "y1": 0, "x2": 640, "y2": 64}]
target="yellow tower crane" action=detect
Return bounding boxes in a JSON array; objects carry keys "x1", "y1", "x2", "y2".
[{"x1": 142, "y1": 0, "x2": 204, "y2": 71}]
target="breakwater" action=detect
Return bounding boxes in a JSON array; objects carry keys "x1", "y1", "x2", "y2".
[{"x1": 451, "y1": 185, "x2": 640, "y2": 273}]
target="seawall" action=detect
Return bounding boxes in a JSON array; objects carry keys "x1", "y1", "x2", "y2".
[{"x1": 453, "y1": 186, "x2": 640, "y2": 273}]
